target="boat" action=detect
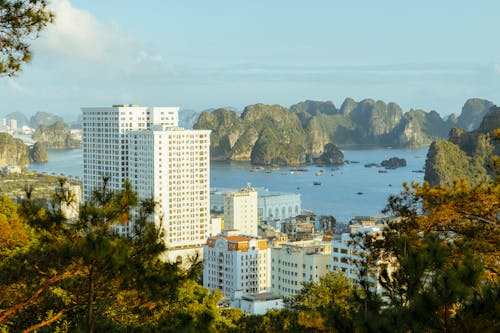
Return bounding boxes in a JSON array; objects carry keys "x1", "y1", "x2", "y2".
[
  {"x1": 356, "y1": 192, "x2": 364, "y2": 195},
  {"x1": 378, "y1": 170, "x2": 388, "y2": 173},
  {"x1": 290, "y1": 168, "x2": 310, "y2": 172},
  {"x1": 315, "y1": 172, "x2": 324, "y2": 176},
  {"x1": 313, "y1": 181, "x2": 321, "y2": 186}
]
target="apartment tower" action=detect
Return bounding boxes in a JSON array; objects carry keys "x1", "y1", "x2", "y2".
[{"x1": 82, "y1": 104, "x2": 210, "y2": 263}]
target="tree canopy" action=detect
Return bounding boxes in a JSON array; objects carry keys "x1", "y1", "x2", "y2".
[{"x1": 0, "y1": 0, "x2": 53, "y2": 76}]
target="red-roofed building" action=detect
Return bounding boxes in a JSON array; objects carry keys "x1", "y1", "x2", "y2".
[{"x1": 203, "y1": 230, "x2": 271, "y2": 298}]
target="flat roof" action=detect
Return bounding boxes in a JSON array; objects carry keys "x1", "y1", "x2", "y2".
[{"x1": 241, "y1": 292, "x2": 283, "y2": 302}]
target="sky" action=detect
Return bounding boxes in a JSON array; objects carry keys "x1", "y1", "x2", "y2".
[{"x1": 1, "y1": 0, "x2": 499, "y2": 121}]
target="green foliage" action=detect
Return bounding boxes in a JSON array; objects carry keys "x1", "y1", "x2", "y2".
[
  {"x1": 425, "y1": 107, "x2": 500, "y2": 186},
  {"x1": 29, "y1": 142, "x2": 48, "y2": 163},
  {"x1": 0, "y1": 0, "x2": 54, "y2": 76},
  {"x1": 289, "y1": 272, "x2": 360, "y2": 332},
  {"x1": 194, "y1": 98, "x2": 476, "y2": 165},
  {"x1": 0, "y1": 178, "x2": 217, "y2": 333}
]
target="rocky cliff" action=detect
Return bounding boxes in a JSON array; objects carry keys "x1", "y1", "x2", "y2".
[
  {"x1": 194, "y1": 104, "x2": 309, "y2": 165},
  {"x1": 424, "y1": 106, "x2": 500, "y2": 187},
  {"x1": 29, "y1": 111, "x2": 64, "y2": 128},
  {"x1": 32, "y1": 121, "x2": 82, "y2": 150},
  {"x1": 194, "y1": 98, "x2": 496, "y2": 166},
  {"x1": 0, "y1": 133, "x2": 48, "y2": 168},
  {"x1": 456, "y1": 98, "x2": 495, "y2": 131}
]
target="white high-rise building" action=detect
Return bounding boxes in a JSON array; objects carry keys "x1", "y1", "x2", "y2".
[
  {"x1": 203, "y1": 230, "x2": 271, "y2": 298},
  {"x1": 224, "y1": 187, "x2": 258, "y2": 236},
  {"x1": 82, "y1": 105, "x2": 210, "y2": 263}
]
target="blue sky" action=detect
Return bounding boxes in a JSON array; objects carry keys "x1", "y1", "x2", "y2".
[{"x1": 1, "y1": 0, "x2": 499, "y2": 121}]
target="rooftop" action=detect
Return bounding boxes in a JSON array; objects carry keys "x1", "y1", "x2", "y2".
[{"x1": 241, "y1": 292, "x2": 283, "y2": 302}]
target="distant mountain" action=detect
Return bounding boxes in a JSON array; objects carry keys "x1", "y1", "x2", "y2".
[
  {"x1": 194, "y1": 98, "x2": 497, "y2": 166},
  {"x1": 425, "y1": 105, "x2": 500, "y2": 187},
  {"x1": 29, "y1": 112, "x2": 64, "y2": 128},
  {"x1": 194, "y1": 104, "x2": 309, "y2": 165},
  {"x1": 33, "y1": 121, "x2": 82, "y2": 150},
  {"x1": 457, "y1": 98, "x2": 495, "y2": 131},
  {"x1": 178, "y1": 109, "x2": 201, "y2": 129},
  {"x1": 194, "y1": 98, "x2": 496, "y2": 166},
  {"x1": 5, "y1": 112, "x2": 29, "y2": 127}
]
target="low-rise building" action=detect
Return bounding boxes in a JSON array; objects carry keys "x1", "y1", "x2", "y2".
[
  {"x1": 271, "y1": 239, "x2": 331, "y2": 298},
  {"x1": 239, "y1": 292, "x2": 284, "y2": 315},
  {"x1": 210, "y1": 187, "x2": 301, "y2": 222},
  {"x1": 203, "y1": 231, "x2": 271, "y2": 298}
]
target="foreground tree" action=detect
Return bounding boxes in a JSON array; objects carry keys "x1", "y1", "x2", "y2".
[
  {"x1": 0, "y1": 0, "x2": 54, "y2": 76},
  {"x1": 0, "y1": 179, "x2": 205, "y2": 332},
  {"x1": 350, "y1": 178, "x2": 500, "y2": 332}
]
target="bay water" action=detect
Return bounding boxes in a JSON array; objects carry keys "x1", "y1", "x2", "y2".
[{"x1": 29, "y1": 147, "x2": 427, "y2": 222}]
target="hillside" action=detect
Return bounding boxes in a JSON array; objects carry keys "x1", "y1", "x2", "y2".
[
  {"x1": 194, "y1": 104, "x2": 313, "y2": 165},
  {"x1": 32, "y1": 121, "x2": 82, "y2": 150},
  {"x1": 194, "y1": 98, "x2": 492, "y2": 165},
  {"x1": 424, "y1": 105, "x2": 500, "y2": 187},
  {"x1": 0, "y1": 133, "x2": 48, "y2": 168}
]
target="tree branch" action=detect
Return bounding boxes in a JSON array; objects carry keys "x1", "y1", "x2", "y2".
[
  {"x1": 22, "y1": 305, "x2": 77, "y2": 333},
  {"x1": 0, "y1": 270, "x2": 73, "y2": 324}
]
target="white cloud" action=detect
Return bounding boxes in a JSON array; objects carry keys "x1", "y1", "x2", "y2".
[
  {"x1": 37, "y1": 0, "x2": 132, "y2": 62},
  {"x1": 33, "y1": 0, "x2": 170, "y2": 77}
]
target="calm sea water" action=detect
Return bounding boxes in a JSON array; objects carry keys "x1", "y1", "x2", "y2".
[{"x1": 29, "y1": 148, "x2": 427, "y2": 222}]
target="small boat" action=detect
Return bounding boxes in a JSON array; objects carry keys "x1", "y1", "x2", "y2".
[
  {"x1": 315, "y1": 172, "x2": 324, "y2": 176},
  {"x1": 313, "y1": 181, "x2": 321, "y2": 186},
  {"x1": 378, "y1": 170, "x2": 388, "y2": 173},
  {"x1": 356, "y1": 192, "x2": 364, "y2": 195}
]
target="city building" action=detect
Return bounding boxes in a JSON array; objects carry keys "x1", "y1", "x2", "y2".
[
  {"x1": 270, "y1": 239, "x2": 331, "y2": 298},
  {"x1": 224, "y1": 187, "x2": 258, "y2": 236},
  {"x1": 330, "y1": 224, "x2": 390, "y2": 293},
  {"x1": 210, "y1": 187, "x2": 301, "y2": 222},
  {"x1": 81, "y1": 105, "x2": 210, "y2": 263},
  {"x1": 238, "y1": 292, "x2": 284, "y2": 315},
  {"x1": 203, "y1": 230, "x2": 271, "y2": 298},
  {"x1": 258, "y1": 189, "x2": 301, "y2": 222}
]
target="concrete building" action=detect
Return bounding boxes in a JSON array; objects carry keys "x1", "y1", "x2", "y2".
[
  {"x1": 82, "y1": 105, "x2": 210, "y2": 263},
  {"x1": 331, "y1": 225, "x2": 388, "y2": 293},
  {"x1": 271, "y1": 239, "x2": 331, "y2": 298},
  {"x1": 210, "y1": 187, "x2": 301, "y2": 222},
  {"x1": 224, "y1": 187, "x2": 258, "y2": 236},
  {"x1": 259, "y1": 189, "x2": 301, "y2": 222},
  {"x1": 238, "y1": 292, "x2": 284, "y2": 315},
  {"x1": 203, "y1": 231, "x2": 271, "y2": 298}
]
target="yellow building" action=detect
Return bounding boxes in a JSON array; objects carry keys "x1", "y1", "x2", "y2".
[{"x1": 271, "y1": 239, "x2": 331, "y2": 298}]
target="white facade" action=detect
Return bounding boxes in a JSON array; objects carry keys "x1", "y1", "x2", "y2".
[
  {"x1": 203, "y1": 231, "x2": 271, "y2": 298},
  {"x1": 82, "y1": 105, "x2": 178, "y2": 200},
  {"x1": 330, "y1": 226, "x2": 385, "y2": 292},
  {"x1": 271, "y1": 240, "x2": 331, "y2": 298},
  {"x1": 82, "y1": 105, "x2": 210, "y2": 263},
  {"x1": 239, "y1": 292, "x2": 284, "y2": 315},
  {"x1": 259, "y1": 190, "x2": 301, "y2": 221},
  {"x1": 210, "y1": 187, "x2": 301, "y2": 222},
  {"x1": 224, "y1": 187, "x2": 258, "y2": 236}
]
